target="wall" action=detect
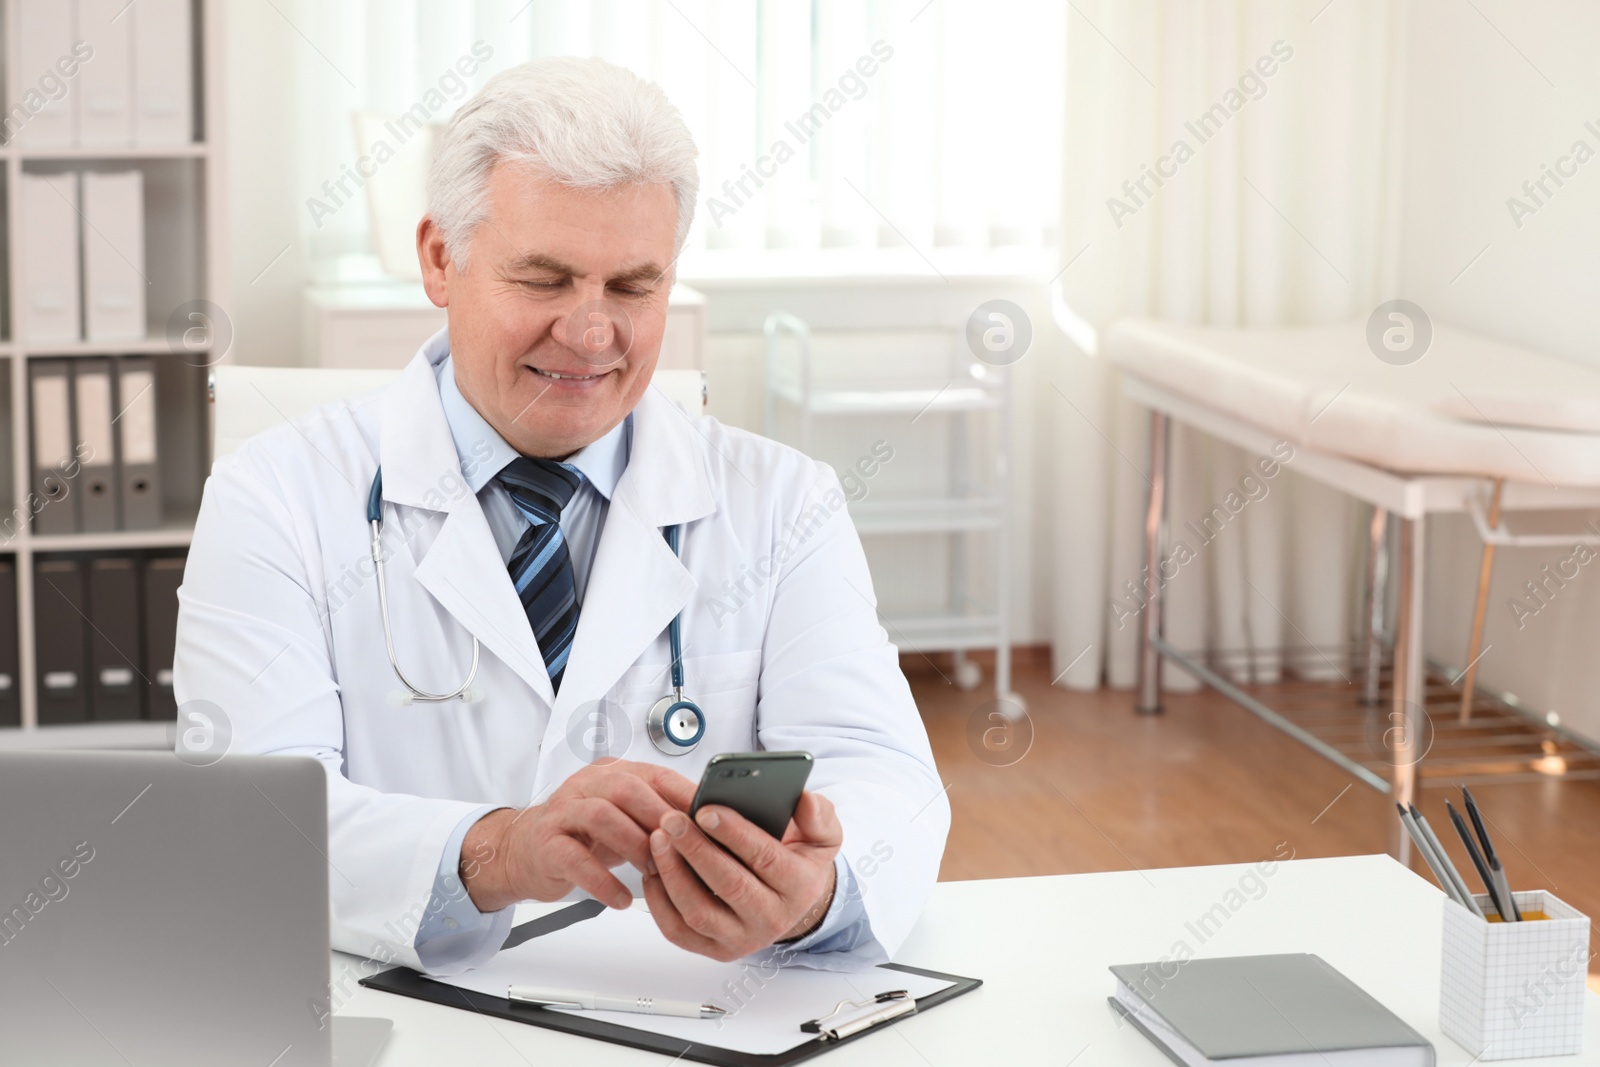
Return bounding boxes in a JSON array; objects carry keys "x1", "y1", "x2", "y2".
[
  {"x1": 1399, "y1": 0, "x2": 1600, "y2": 741},
  {"x1": 224, "y1": 0, "x2": 312, "y2": 367}
]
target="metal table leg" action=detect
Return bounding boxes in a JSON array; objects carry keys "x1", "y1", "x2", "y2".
[
  {"x1": 1136, "y1": 410, "x2": 1170, "y2": 715},
  {"x1": 1389, "y1": 515, "x2": 1427, "y2": 864},
  {"x1": 1460, "y1": 479, "x2": 1505, "y2": 722},
  {"x1": 1362, "y1": 506, "x2": 1389, "y2": 706}
]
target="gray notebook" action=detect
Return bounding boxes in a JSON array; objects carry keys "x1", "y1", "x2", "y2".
[{"x1": 1109, "y1": 954, "x2": 1435, "y2": 1067}]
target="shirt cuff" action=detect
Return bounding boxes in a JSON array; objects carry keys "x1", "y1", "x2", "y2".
[
  {"x1": 779, "y1": 853, "x2": 873, "y2": 955},
  {"x1": 414, "y1": 805, "x2": 516, "y2": 975}
]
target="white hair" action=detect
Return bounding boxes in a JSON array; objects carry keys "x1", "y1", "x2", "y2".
[{"x1": 427, "y1": 56, "x2": 699, "y2": 267}]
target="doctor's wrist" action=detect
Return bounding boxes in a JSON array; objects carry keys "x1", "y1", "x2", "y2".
[
  {"x1": 461, "y1": 807, "x2": 519, "y2": 913},
  {"x1": 776, "y1": 863, "x2": 838, "y2": 944}
]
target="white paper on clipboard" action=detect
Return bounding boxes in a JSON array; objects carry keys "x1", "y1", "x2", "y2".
[{"x1": 426, "y1": 905, "x2": 956, "y2": 1056}]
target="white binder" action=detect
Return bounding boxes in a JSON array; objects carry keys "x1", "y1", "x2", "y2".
[
  {"x1": 116, "y1": 358, "x2": 162, "y2": 529},
  {"x1": 132, "y1": 0, "x2": 192, "y2": 146},
  {"x1": 15, "y1": 0, "x2": 77, "y2": 149},
  {"x1": 76, "y1": 0, "x2": 134, "y2": 147},
  {"x1": 20, "y1": 173, "x2": 82, "y2": 343},
  {"x1": 30, "y1": 362, "x2": 77, "y2": 535},
  {"x1": 83, "y1": 170, "x2": 147, "y2": 342}
]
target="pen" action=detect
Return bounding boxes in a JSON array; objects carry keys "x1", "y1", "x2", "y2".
[
  {"x1": 1446, "y1": 799, "x2": 1508, "y2": 921},
  {"x1": 1462, "y1": 788, "x2": 1520, "y2": 921},
  {"x1": 1397, "y1": 804, "x2": 1462, "y2": 907},
  {"x1": 508, "y1": 985, "x2": 727, "y2": 1019},
  {"x1": 1488, "y1": 855, "x2": 1519, "y2": 922},
  {"x1": 1409, "y1": 803, "x2": 1484, "y2": 919}
]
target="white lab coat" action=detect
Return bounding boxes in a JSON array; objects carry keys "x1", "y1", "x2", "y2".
[{"x1": 175, "y1": 333, "x2": 949, "y2": 972}]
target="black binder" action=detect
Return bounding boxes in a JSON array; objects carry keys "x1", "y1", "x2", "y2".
[
  {"x1": 361, "y1": 902, "x2": 981, "y2": 1066},
  {"x1": 35, "y1": 558, "x2": 88, "y2": 724},
  {"x1": 88, "y1": 556, "x2": 143, "y2": 721},
  {"x1": 0, "y1": 561, "x2": 17, "y2": 727},
  {"x1": 142, "y1": 555, "x2": 184, "y2": 720}
]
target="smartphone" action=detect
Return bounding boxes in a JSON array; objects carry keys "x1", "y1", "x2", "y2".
[{"x1": 690, "y1": 751, "x2": 813, "y2": 841}]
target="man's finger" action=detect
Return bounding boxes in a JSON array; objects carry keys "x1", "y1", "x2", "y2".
[
  {"x1": 692, "y1": 805, "x2": 794, "y2": 887},
  {"x1": 580, "y1": 769, "x2": 678, "y2": 835},
  {"x1": 641, "y1": 872, "x2": 729, "y2": 960},
  {"x1": 662, "y1": 808, "x2": 781, "y2": 909},
  {"x1": 784, "y1": 790, "x2": 843, "y2": 849},
  {"x1": 549, "y1": 836, "x2": 632, "y2": 910},
  {"x1": 650, "y1": 826, "x2": 741, "y2": 941},
  {"x1": 563, "y1": 798, "x2": 653, "y2": 872},
  {"x1": 634, "y1": 762, "x2": 698, "y2": 810}
]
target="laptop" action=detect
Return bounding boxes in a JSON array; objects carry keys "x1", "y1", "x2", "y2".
[{"x1": 0, "y1": 750, "x2": 391, "y2": 1066}]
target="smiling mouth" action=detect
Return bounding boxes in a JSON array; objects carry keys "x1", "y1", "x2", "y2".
[{"x1": 530, "y1": 367, "x2": 607, "y2": 381}]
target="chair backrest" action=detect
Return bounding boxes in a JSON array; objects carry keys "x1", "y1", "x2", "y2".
[
  {"x1": 210, "y1": 365, "x2": 398, "y2": 460},
  {"x1": 210, "y1": 366, "x2": 708, "y2": 460}
]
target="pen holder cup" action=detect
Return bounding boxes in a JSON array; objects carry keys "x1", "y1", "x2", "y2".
[{"x1": 1439, "y1": 890, "x2": 1590, "y2": 1060}]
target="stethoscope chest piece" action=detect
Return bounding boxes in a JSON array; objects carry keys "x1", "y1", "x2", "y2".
[
  {"x1": 647, "y1": 691, "x2": 706, "y2": 754},
  {"x1": 647, "y1": 522, "x2": 704, "y2": 755}
]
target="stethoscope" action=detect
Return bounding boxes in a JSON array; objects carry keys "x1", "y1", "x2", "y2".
[
  {"x1": 367, "y1": 468, "x2": 708, "y2": 754},
  {"x1": 644, "y1": 524, "x2": 707, "y2": 755},
  {"x1": 369, "y1": 469, "x2": 482, "y2": 706}
]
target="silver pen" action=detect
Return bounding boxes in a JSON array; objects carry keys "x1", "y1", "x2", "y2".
[
  {"x1": 508, "y1": 984, "x2": 727, "y2": 1019},
  {"x1": 1410, "y1": 803, "x2": 1484, "y2": 918},
  {"x1": 1489, "y1": 858, "x2": 1520, "y2": 923},
  {"x1": 1398, "y1": 805, "x2": 1469, "y2": 911}
]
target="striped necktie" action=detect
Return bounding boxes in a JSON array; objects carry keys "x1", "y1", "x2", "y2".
[{"x1": 497, "y1": 457, "x2": 586, "y2": 695}]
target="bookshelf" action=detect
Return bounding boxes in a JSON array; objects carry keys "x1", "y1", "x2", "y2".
[{"x1": 2, "y1": 0, "x2": 227, "y2": 732}]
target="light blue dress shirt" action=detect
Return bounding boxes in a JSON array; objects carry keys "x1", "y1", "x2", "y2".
[{"x1": 414, "y1": 355, "x2": 868, "y2": 973}]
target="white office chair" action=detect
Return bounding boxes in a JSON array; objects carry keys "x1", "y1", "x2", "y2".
[{"x1": 210, "y1": 365, "x2": 707, "y2": 459}]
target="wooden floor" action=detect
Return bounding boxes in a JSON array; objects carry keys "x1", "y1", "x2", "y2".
[{"x1": 909, "y1": 653, "x2": 1600, "y2": 979}]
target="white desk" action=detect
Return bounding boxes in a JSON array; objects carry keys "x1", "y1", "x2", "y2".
[{"x1": 336, "y1": 855, "x2": 1598, "y2": 1065}]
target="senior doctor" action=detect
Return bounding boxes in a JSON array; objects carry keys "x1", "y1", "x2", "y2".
[{"x1": 175, "y1": 56, "x2": 948, "y2": 975}]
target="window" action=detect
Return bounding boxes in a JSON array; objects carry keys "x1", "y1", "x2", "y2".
[{"x1": 295, "y1": 0, "x2": 1064, "y2": 272}]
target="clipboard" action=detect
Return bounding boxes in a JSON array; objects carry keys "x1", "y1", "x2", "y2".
[{"x1": 359, "y1": 901, "x2": 982, "y2": 1066}]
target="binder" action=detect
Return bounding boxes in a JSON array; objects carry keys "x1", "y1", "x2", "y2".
[
  {"x1": 131, "y1": 0, "x2": 193, "y2": 146},
  {"x1": 88, "y1": 556, "x2": 143, "y2": 721},
  {"x1": 15, "y1": 0, "x2": 78, "y2": 149},
  {"x1": 116, "y1": 358, "x2": 162, "y2": 529},
  {"x1": 361, "y1": 902, "x2": 982, "y2": 1066},
  {"x1": 142, "y1": 555, "x2": 184, "y2": 720},
  {"x1": 35, "y1": 558, "x2": 89, "y2": 724},
  {"x1": 20, "y1": 173, "x2": 82, "y2": 343},
  {"x1": 76, "y1": 0, "x2": 134, "y2": 147},
  {"x1": 0, "y1": 562, "x2": 17, "y2": 728},
  {"x1": 30, "y1": 361, "x2": 78, "y2": 535},
  {"x1": 83, "y1": 170, "x2": 147, "y2": 342},
  {"x1": 75, "y1": 358, "x2": 119, "y2": 532}
]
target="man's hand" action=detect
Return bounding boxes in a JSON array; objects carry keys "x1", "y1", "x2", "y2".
[
  {"x1": 642, "y1": 790, "x2": 842, "y2": 961},
  {"x1": 462, "y1": 760, "x2": 696, "y2": 913}
]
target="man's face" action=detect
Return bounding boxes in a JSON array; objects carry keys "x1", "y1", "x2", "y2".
[{"x1": 419, "y1": 164, "x2": 677, "y2": 458}]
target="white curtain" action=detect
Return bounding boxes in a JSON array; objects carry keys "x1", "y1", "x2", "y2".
[
  {"x1": 287, "y1": 0, "x2": 1064, "y2": 268},
  {"x1": 1048, "y1": 0, "x2": 1410, "y2": 691}
]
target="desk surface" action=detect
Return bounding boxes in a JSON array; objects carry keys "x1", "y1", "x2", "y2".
[{"x1": 337, "y1": 855, "x2": 1598, "y2": 1065}]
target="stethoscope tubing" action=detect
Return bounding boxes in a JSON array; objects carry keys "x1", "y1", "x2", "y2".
[
  {"x1": 367, "y1": 467, "x2": 700, "y2": 746},
  {"x1": 665, "y1": 524, "x2": 686, "y2": 694},
  {"x1": 370, "y1": 468, "x2": 482, "y2": 703}
]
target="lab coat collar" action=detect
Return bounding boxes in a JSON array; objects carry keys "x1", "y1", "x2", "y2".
[
  {"x1": 380, "y1": 332, "x2": 554, "y2": 701},
  {"x1": 380, "y1": 327, "x2": 718, "y2": 714}
]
